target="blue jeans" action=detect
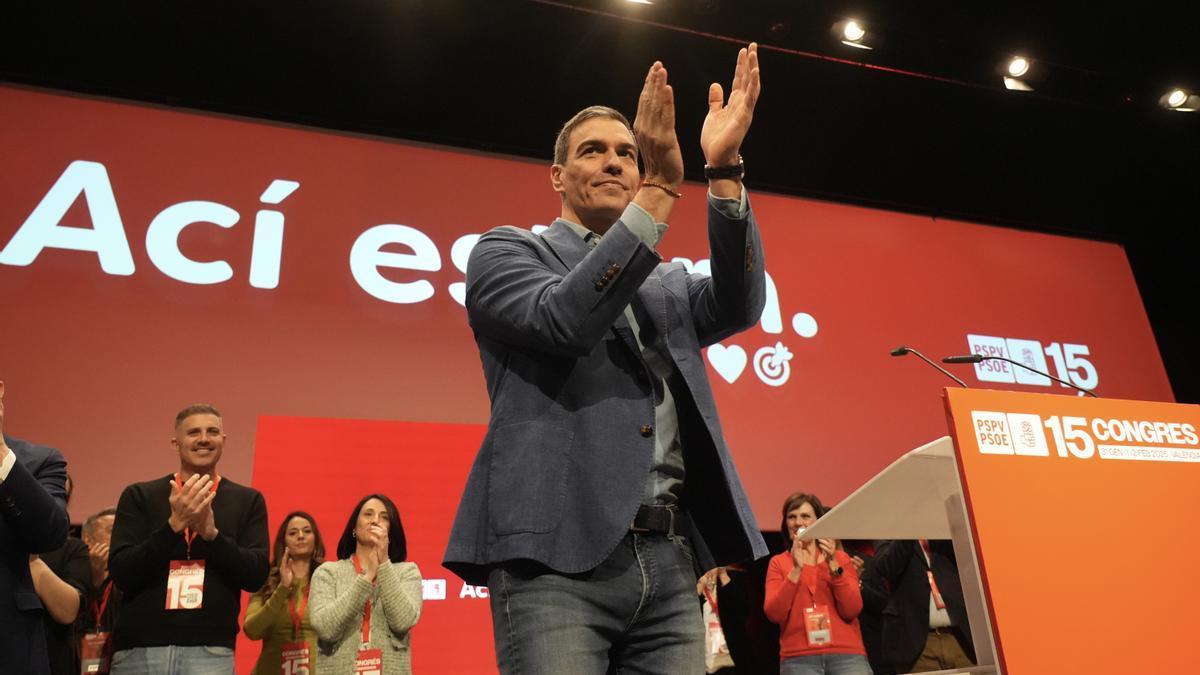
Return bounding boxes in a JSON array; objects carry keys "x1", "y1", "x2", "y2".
[
  {"x1": 487, "y1": 532, "x2": 703, "y2": 674},
  {"x1": 110, "y1": 645, "x2": 234, "y2": 675},
  {"x1": 781, "y1": 653, "x2": 873, "y2": 675}
]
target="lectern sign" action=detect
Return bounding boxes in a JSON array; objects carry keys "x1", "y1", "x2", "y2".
[
  {"x1": 967, "y1": 409, "x2": 1199, "y2": 461},
  {"x1": 945, "y1": 388, "x2": 1200, "y2": 674}
]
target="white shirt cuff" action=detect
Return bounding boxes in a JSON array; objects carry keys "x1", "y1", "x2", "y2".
[{"x1": 0, "y1": 446, "x2": 16, "y2": 482}]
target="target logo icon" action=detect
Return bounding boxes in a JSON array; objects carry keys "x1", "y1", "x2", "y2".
[{"x1": 753, "y1": 342, "x2": 794, "y2": 387}]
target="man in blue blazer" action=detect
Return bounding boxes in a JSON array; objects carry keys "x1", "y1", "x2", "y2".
[
  {"x1": 445, "y1": 45, "x2": 768, "y2": 673},
  {"x1": 0, "y1": 380, "x2": 71, "y2": 675}
]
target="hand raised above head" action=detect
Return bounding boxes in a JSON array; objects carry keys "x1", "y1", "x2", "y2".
[
  {"x1": 701, "y1": 42, "x2": 761, "y2": 168},
  {"x1": 633, "y1": 61, "x2": 684, "y2": 188}
]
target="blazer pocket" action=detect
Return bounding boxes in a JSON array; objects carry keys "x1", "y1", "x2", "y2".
[{"x1": 487, "y1": 419, "x2": 573, "y2": 535}]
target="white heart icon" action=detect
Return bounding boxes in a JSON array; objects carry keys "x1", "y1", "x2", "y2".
[{"x1": 706, "y1": 344, "x2": 747, "y2": 384}]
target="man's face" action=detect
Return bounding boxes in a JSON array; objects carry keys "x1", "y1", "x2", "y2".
[
  {"x1": 173, "y1": 413, "x2": 225, "y2": 474},
  {"x1": 552, "y1": 117, "x2": 640, "y2": 230},
  {"x1": 84, "y1": 514, "x2": 115, "y2": 548}
]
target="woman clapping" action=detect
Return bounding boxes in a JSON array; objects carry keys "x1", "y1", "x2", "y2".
[
  {"x1": 310, "y1": 494, "x2": 422, "y2": 675},
  {"x1": 244, "y1": 510, "x2": 326, "y2": 674}
]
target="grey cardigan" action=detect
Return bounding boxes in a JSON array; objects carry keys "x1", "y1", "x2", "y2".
[{"x1": 309, "y1": 558, "x2": 423, "y2": 675}]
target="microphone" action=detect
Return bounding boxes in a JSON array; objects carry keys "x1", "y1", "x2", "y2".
[
  {"x1": 891, "y1": 346, "x2": 968, "y2": 388},
  {"x1": 941, "y1": 354, "x2": 1098, "y2": 397}
]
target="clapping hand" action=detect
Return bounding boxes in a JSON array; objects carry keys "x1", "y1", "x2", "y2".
[
  {"x1": 633, "y1": 61, "x2": 685, "y2": 190},
  {"x1": 167, "y1": 474, "x2": 217, "y2": 534},
  {"x1": 87, "y1": 541, "x2": 110, "y2": 575},
  {"x1": 279, "y1": 547, "x2": 295, "y2": 588},
  {"x1": 374, "y1": 525, "x2": 390, "y2": 567},
  {"x1": 701, "y1": 43, "x2": 761, "y2": 168}
]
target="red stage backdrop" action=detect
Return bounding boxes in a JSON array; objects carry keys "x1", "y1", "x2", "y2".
[{"x1": 1, "y1": 85, "x2": 1174, "y2": 672}]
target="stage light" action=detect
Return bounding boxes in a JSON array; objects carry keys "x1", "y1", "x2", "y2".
[
  {"x1": 1007, "y1": 56, "x2": 1030, "y2": 78},
  {"x1": 1160, "y1": 88, "x2": 1198, "y2": 111},
  {"x1": 834, "y1": 19, "x2": 872, "y2": 50},
  {"x1": 624, "y1": 0, "x2": 653, "y2": 5},
  {"x1": 843, "y1": 20, "x2": 865, "y2": 42},
  {"x1": 1001, "y1": 55, "x2": 1033, "y2": 91}
]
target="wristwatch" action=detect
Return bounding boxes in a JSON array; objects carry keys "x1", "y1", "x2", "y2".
[{"x1": 704, "y1": 155, "x2": 745, "y2": 180}]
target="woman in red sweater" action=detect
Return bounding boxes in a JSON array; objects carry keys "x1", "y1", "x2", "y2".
[{"x1": 764, "y1": 492, "x2": 871, "y2": 675}]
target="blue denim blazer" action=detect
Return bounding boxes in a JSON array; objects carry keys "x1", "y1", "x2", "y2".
[{"x1": 443, "y1": 199, "x2": 769, "y2": 585}]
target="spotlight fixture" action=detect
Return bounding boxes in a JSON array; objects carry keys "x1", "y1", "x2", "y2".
[
  {"x1": 1001, "y1": 55, "x2": 1034, "y2": 91},
  {"x1": 1160, "y1": 88, "x2": 1198, "y2": 112},
  {"x1": 1007, "y1": 56, "x2": 1030, "y2": 78},
  {"x1": 624, "y1": 0, "x2": 653, "y2": 5},
  {"x1": 833, "y1": 19, "x2": 872, "y2": 50}
]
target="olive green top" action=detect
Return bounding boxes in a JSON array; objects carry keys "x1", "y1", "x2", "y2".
[{"x1": 244, "y1": 576, "x2": 318, "y2": 674}]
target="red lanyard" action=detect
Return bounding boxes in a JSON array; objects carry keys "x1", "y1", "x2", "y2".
[
  {"x1": 703, "y1": 587, "x2": 719, "y2": 616},
  {"x1": 173, "y1": 473, "x2": 220, "y2": 558},
  {"x1": 351, "y1": 554, "x2": 374, "y2": 645},
  {"x1": 91, "y1": 580, "x2": 113, "y2": 631},
  {"x1": 919, "y1": 539, "x2": 947, "y2": 610},
  {"x1": 288, "y1": 583, "x2": 310, "y2": 639}
]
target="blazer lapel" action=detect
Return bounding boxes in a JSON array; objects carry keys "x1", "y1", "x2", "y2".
[
  {"x1": 540, "y1": 220, "x2": 670, "y2": 375},
  {"x1": 539, "y1": 220, "x2": 590, "y2": 272}
]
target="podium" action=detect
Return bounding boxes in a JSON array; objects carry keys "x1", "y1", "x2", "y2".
[{"x1": 802, "y1": 388, "x2": 1200, "y2": 675}]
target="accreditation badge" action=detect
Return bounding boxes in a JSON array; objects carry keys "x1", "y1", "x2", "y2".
[
  {"x1": 804, "y1": 604, "x2": 833, "y2": 645},
  {"x1": 353, "y1": 647, "x2": 383, "y2": 675},
  {"x1": 280, "y1": 641, "x2": 310, "y2": 675},
  {"x1": 80, "y1": 631, "x2": 112, "y2": 674},
  {"x1": 165, "y1": 560, "x2": 205, "y2": 609}
]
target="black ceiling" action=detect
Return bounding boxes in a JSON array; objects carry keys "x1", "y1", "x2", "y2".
[{"x1": 3, "y1": 0, "x2": 1197, "y2": 400}]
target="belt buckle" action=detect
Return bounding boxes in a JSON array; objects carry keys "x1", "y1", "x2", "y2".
[{"x1": 630, "y1": 505, "x2": 674, "y2": 534}]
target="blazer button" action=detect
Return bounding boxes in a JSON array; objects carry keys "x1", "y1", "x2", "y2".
[
  {"x1": 595, "y1": 279, "x2": 607, "y2": 291},
  {"x1": 639, "y1": 424, "x2": 653, "y2": 437},
  {"x1": 608, "y1": 263, "x2": 621, "y2": 275}
]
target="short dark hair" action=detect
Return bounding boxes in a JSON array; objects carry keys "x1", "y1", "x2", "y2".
[
  {"x1": 175, "y1": 404, "x2": 222, "y2": 429},
  {"x1": 259, "y1": 510, "x2": 327, "y2": 596},
  {"x1": 82, "y1": 507, "x2": 117, "y2": 538},
  {"x1": 553, "y1": 105, "x2": 635, "y2": 165},
  {"x1": 779, "y1": 492, "x2": 828, "y2": 547},
  {"x1": 336, "y1": 493, "x2": 408, "y2": 562}
]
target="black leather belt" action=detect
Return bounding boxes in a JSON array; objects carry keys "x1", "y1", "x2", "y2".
[{"x1": 630, "y1": 505, "x2": 686, "y2": 535}]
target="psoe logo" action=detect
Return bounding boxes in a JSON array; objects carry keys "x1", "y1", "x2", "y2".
[
  {"x1": 970, "y1": 411, "x2": 1050, "y2": 456},
  {"x1": 965, "y1": 334, "x2": 1098, "y2": 394}
]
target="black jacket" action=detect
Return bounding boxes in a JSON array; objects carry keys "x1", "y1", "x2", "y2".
[
  {"x1": 0, "y1": 436, "x2": 70, "y2": 675},
  {"x1": 871, "y1": 539, "x2": 975, "y2": 673}
]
